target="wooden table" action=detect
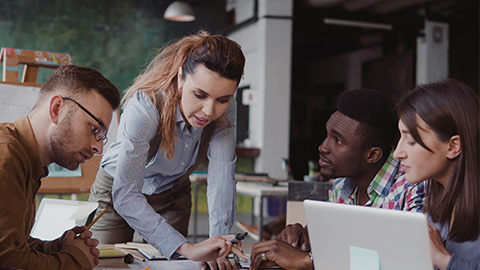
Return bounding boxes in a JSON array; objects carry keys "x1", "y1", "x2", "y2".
[
  {"x1": 94, "y1": 242, "x2": 257, "y2": 269},
  {"x1": 235, "y1": 182, "x2": 288, "y2": 241},
  {"x1": 189, "y1": 174, "x2": 287, "y2": 242}
]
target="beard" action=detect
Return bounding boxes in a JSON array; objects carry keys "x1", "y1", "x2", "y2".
[
  {"x1": 49, "y1": 110, "x2": 80, "y2": 170},
  {"x1": 319, "y1": 168, "x2": 336, "y2": 181},
  {"x1": 320, "y1": 164, "x2": 364, "y2": 183}
]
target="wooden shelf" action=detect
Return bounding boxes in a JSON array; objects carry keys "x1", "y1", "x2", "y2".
[{"x1": 235, "y1": 146, "x2": 260, "y2": 158}]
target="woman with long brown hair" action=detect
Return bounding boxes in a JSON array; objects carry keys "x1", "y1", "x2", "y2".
[
  {"x1": 394, "y1": 78, "x2": 479, "y2": 269},
  {"x1": 88, "y1": 31, "x2": 246, "y2": 267}
]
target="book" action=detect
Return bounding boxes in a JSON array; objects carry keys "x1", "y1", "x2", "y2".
[
  {"x1": 115, "y1": 242, "x2": 186, "y2": 260},
  {"x1": 137, "y1": 247, "x2": 167, "y2": 260}
]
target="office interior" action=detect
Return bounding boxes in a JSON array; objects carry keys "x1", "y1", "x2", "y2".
[{"x1": 0, "y1": 0, "x2": 478, "y2": 242}]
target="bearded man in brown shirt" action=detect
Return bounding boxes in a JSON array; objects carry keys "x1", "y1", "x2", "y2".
[{"x1": 0, "y1": 65, "x2": 120, "y2": 270}]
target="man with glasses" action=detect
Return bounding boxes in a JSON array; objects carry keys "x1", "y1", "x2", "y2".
[
  {"x1": 62, "y1": 97, "x2": 109, "y2": 145},
  {"x1": 0, "y1": 65, "x2": 120, "y2": 270}
]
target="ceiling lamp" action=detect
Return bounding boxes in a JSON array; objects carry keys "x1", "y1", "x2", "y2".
[{"x1": 164, "y1": 1, "x2": 195, "y2": 22}]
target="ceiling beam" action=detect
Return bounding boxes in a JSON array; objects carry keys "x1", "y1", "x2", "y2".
[
  {"x1": 372, "y1": 0, "x2": 437, "y2": 14},
  {"x1": 304, "y1": 0, "x2": 347, "y2": 7},
  {"x1": 343, "y1": 0, "x2": 387, "y2": 12}
]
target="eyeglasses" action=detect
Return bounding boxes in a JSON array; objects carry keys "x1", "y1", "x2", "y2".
[{"x1": 63, "y1": 97, "x2": 108, "y2": 145}]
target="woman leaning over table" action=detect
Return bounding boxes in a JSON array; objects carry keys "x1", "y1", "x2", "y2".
[
  {"x1": 88, "y1": 30, "x2": 246, "y2": 269},
  {"x1": 393, "y1": 78, "x2": 480, "y2": 270}
]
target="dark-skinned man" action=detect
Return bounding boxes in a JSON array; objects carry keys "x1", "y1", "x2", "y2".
[{"x1": 250, "y1": 89, "x2": 425, "y2": 270}]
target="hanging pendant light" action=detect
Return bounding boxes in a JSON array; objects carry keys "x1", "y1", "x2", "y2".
[{"x1": 164, "y1": 1, "x2": 195, "y2": 22}]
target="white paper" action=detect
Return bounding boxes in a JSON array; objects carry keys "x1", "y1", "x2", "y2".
[
  {"x1": 129, "y1": 260, "x2": 200, "y2": 270},
  {"x1": 69, "y1": 201, "x2": 99, "y2": 220},
  {"x1": 31, "y1": 199, "x2": 98, "y2": 240},
  {"x1": 31, "y1": 204, "x2": 78, "y2": 240}
]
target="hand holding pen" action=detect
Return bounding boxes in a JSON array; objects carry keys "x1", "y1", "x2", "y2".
[
  {"x1": 198, "y1": 233, "x2": 249, "y2": 270},
  {"x1": 227, "y1": 232, "x2": 248, "y2": 244},
  {"x1": 74, "y1": 207, "x2": 108, "y2": 247},
  {"x1": 35, "y1": 208, "x2": 108, "y2": 267},
  {"x1": 67, "y1": 208, "x2": 107, "y2": 267},
  {"x1": 76, "y1": 207, "x2": 108, "y2": 237}
]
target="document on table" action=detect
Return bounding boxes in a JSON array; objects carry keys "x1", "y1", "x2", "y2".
[{"x1": 128, "y1": 260, "x2": 200, "y2": 270}]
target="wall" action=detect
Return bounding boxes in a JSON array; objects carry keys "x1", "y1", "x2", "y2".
[
  {"x1": 228, "y1": 0, "x2": 293, "y2": 179},
  {"x1": 0, "y1": 0, "x2": 228, "y2": 92},
  {"x1": 306, "y1": 46, "x2": 383, "y2": 90},
  {"x1": 416, "y1": 20, "x2": 449, "y2": 84}
]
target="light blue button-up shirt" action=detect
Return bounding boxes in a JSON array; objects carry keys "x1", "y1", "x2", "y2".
[{"x1": 101, "y1": 91, "x2": 237, "y2": 259}]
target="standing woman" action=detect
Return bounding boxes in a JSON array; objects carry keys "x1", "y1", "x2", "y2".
[
  {"x1": 88, "y1": 31, "x2": 246, "y2": 265},
  {"x1": 394, "y1": 79, "x2": 479, "y2": 270}
]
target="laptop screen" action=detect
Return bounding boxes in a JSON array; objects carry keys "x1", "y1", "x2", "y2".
[{"x1": 303, "y1": 200, "x2": 432, "y2": 270}]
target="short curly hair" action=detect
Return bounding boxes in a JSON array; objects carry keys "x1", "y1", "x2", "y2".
[{"x1": 337, "y1": 89, "x2": 399, "y2": 154}]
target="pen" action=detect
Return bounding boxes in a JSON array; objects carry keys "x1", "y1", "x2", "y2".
[
  {"x1": 86, "y1": 207, "x2": 108, "y2": 230},
  {"x1": 228, "y1": 232, "x2": 248, "y2": 244},
  {"x1": 75, "y1": 208, "x2": 107, "y2": 239}
]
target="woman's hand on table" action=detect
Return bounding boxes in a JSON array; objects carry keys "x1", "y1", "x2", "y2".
[{"x1": 177, "y1": 234, "x2": 247, "y2": 269}]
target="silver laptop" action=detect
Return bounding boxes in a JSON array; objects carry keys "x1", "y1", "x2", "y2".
[
  {"x1": 31, "y1": 198, "x2": 98, "y2": 241},
  {"x1": 304, "y1": 200, "x2": 433, "y2": 270}
]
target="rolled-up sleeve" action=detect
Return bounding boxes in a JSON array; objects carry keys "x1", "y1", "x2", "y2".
[
  {"x1": 206, "y1": 101, "x2": 237, "y2": 237},
  {"x1": 112, "y1": 92, "x2": 187, "y2": 260}
]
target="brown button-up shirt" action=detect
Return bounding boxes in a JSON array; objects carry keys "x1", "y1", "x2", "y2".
[{"x1": 0, "y1": 116, "x2": 90, "y2": 269}]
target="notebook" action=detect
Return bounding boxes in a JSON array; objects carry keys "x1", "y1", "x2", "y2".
[
  {"x1": 31, "y1": 198, "x2": 98, "y2": 241},
  {"x1": 114, "y1": 242, "x2": 188, "y2": 260},
  {"x1": 303, "y1": 200, "x2": 433, "y2": 270},
  {"x1": 99, "y1": 248, "x2": 125, "y2": 258}
]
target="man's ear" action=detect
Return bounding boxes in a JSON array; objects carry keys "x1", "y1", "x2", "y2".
[
  {"x1": 365, "y1": 147, "x2": 383, "y2": 164},
  {"x1": 446, "y1": 135, "x2": 461, "y2": 159},
  {"x1": 49, "y1": 95, "x2": 64, "y2": 124}
]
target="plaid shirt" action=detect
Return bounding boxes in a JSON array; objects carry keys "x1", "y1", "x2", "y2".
[{"x1": 328, "y1": 151, "x2": 425, "y2": 212}]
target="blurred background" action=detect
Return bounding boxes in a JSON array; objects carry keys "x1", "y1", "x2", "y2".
[{"x1": 1, "y1": 0, "x2": 478, "y2": 241}]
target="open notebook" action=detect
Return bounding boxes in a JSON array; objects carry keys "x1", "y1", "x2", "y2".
[{"x1": 115, "y1": 242, "x2": 188, "y2": 260}]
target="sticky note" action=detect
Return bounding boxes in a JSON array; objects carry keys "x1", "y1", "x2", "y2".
[{"x1": 349, "y1": 246, "x2": 381, "y2": 270}]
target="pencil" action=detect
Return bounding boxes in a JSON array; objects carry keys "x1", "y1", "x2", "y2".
[
  {"x1": 86, "y1": 207, "x2": 108, "y2": 230},
  {"x1": 143, "y1": 267, "x2": 150, "y2": 270}
]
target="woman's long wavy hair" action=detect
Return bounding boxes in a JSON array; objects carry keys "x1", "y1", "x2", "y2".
[
  {"x1": 396, "y1": 78, "x2": 479, "y2": 242},
  {"x1": 122, "y1": 31, "x2": 245, "y2": 160}
]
